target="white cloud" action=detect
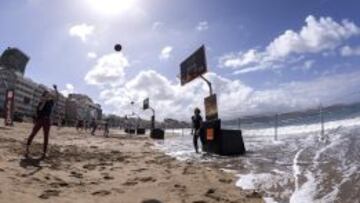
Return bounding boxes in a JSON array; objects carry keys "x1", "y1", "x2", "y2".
[
  {"x1": 340, "y1": 45, "x2": 360, "y2": 56},
  {"x1": 60, "y1": 83, "x2": 75, "y2": 97},
  {"x1": 93, "y1": 67, "x2": 360, "y2": 121},
  {"x1": 69, "y1": 23, "x2": 95, "y2": 42},
  {"x1": 159, "y1": 46, "x2": 173, "y2": 60},
  {"x1": 84, "y1": 53, "x2": 129, "y2": 87},
  {"x1": 267, "y1": 16, "x2": 360, "y2": 58},
  {"x1": 87, "y1": 52, "x2": 98, "y2": 59},
  {"x1": 219, "y1": 15, "x2": 360, "y2": 74},
  {"x1": 219, "y1": 49, "x2": 261, "y2": 69},
  {"x1": 196, "y1": 21, "x2": 209, "y2": 31}
]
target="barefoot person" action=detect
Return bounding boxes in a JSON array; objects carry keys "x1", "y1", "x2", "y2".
[
  {"x1": 192, "y1": 108, "x2": 203, "y2": 153},
  {"x1": 25, "y1": 85, "x2": 59, "y2": 159},
  {"x1": 104, "y1": 120, "x2": 109, "y2": 137}
]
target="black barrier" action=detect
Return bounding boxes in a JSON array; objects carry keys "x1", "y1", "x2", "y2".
[
  {"x1": 125, "y1": 128, "x2": 136, "y2": 134},
  {"x1": 150, "y1": 128, "x2": 164, "y2": 139},
  {"x1": 200, "y1": 119, "x2": 246, "y2": 155},
  {"x1": 220, "y1": 129, "x2": 246, "y2": 155},
  {"x1": 137, "y1": 128, "x2": 146, "y2": 135}
]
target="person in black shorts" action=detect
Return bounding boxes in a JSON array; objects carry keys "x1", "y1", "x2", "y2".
[
  {"x1": 25, "y1": 85, "x2": 59, "y2": 159},
  {"x1": 191, "y1": 108, "x2": 203, "y2": 153},
  {"x1": 103, "y1": 120, "x2": 109, "y2": 137}
]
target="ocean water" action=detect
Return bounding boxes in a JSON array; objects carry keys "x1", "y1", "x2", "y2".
[{"x1": 156, "y1": 110, "x2": 360, "y2": 203}]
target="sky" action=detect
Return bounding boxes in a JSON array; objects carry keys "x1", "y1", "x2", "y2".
[{"x1": 1, "y1": 0, "x2": 360, "y2": 121}]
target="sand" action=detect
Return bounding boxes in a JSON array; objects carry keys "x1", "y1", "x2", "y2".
[{"x1": 0, "y1": 121, "x2": 263, "y2": 203}]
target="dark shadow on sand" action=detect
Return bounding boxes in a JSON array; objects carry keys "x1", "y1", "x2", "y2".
[{"x1": 19, "y1": 157, "x2": 43, "y2": 176}]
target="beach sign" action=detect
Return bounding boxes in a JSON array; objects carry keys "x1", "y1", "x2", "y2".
[
  {"x1": 204, "y1": 94, "x2": 218, "y2": 120},
  {"x1": 4, "y1": 89, "x2": 15, "y2": 126},
  {"x1": 180, "y1": 45, "x2": 207, "y2": 86}
]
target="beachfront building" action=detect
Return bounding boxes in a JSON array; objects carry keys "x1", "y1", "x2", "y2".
[
  {"x1": 64, "y1": 93, "x2": 102, "y2": 126},
  {"x1": 0, "y1": 67, "x2": 67, "y2": 121},
  {"x1": 0, "y1": 47, "x2": 66, "y2": 122},
  {"x1": 0, "y1": 47, "x2": 29, "y2": 76}
]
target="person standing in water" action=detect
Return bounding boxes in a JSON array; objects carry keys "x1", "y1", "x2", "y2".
[
  {"x1": 192, "y1": 108, "x2": 203, "y2": 153},
  {"x1": 25, "y1": 85, "x2": 59, "y2": 159}
]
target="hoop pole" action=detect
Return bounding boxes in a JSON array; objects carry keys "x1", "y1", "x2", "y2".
[{"x1": 200, "y1": 75, "x2": 213, "y2": 96}]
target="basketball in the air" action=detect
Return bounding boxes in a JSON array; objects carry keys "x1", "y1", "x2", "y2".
[{"x1": 114, "y1": 44, "x2": 122, "y2": 52}]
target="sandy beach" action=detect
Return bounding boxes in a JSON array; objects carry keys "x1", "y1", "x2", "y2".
[{"x1": 0, "y1": 121, "x2": 263, "y2": 203}]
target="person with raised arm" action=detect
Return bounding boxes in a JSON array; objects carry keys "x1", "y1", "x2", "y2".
[{"x1": 25, "y1": 85, "x2": 59, "y2": 159}]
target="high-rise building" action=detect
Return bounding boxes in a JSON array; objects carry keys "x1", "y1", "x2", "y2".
[{"x1": 0, "y1": 47, "x2": 29, "y2": 75}]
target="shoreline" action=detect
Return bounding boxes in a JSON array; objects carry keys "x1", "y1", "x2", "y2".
[{"x1": 0, "y1": 122, "x2": 263, "y2": 203}]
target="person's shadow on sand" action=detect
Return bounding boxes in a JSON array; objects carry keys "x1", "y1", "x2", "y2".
[{"x1": 19, "y1": 157, "x2": 43, "y2": 176}]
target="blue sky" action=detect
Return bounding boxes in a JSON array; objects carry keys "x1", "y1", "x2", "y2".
[{"x1": 1, "y1": 0, "x2": 360, "y2": 120}]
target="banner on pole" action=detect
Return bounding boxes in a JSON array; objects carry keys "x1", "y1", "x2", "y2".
[{"x1": 204, "y1": 94, "x2": 218, "y2": 121}]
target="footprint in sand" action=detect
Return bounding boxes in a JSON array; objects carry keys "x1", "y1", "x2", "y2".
[
  {"x1": 83, "y1": 164, "x2": 97, "y2": 171},
  {"x1": 219, "y1": 178, "x2": 232, "y2": 184},
  {"x1": 31, "y1": 177, "x2": 42, "y2": 182},
  {"x1": 204, "y1": 188, "x2": 228, "y2": 202},
  {"x1": 92, "y1": 190, "x2": 111, "y2": 196},
  {"x1": 70, "y1": 171, "x2": 83, "y2": 179},
  {"x1": 123, "y1": 180, "x2": 138, "y2": 186},
  {"x1": 206, "y1": 188, "x2": 215, "y2": 195},
  {"x1": 174, "y1": 184, "x2": 186, "y2": 189},
  {"x1": 89, "y1": 181, "x2": 99, "y2": 185},
  {"x1": 142, "y1": 199, "x2": 162, "y2": 203},
  {"x1": 172, "y1": 184, "x2": 186, "y2": 192},
  {"x1": 39, "y1": 189, "x2": 60, "y2": 199},
  {"x1": 132, "y1": 168, "x2": 147, "y2": 173},
  {"x1": 138, "y1": 177, "x2": 156, "y2": 183},
  {"x1": 110, "y1": 150, "x2": 121, "y2": 154},
  {"x1": 50, "y1": 181, "x2": 69, "y2": 188},
  {"x1": 0, "y1": 168, "x2": 4, "y2": 172},
  {"x1": 101, "y1": 173, "x2": 114, "y2": 180},
  {"x1": 110, "y1": 166, "x2": 122, "y2": 171}
]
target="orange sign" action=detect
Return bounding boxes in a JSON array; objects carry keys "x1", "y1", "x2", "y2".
[{"x1": 207, "y1": 128, "x2": 214, "y2": 140}]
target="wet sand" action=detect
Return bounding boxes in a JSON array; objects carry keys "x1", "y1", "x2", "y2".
[{"x1": 0, "y1": 121, "x2": 263, "y2": 203}]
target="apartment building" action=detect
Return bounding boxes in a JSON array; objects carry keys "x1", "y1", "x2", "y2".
[{"x1": 65, "y1": 94, "x2": 102, "y2": 125}]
